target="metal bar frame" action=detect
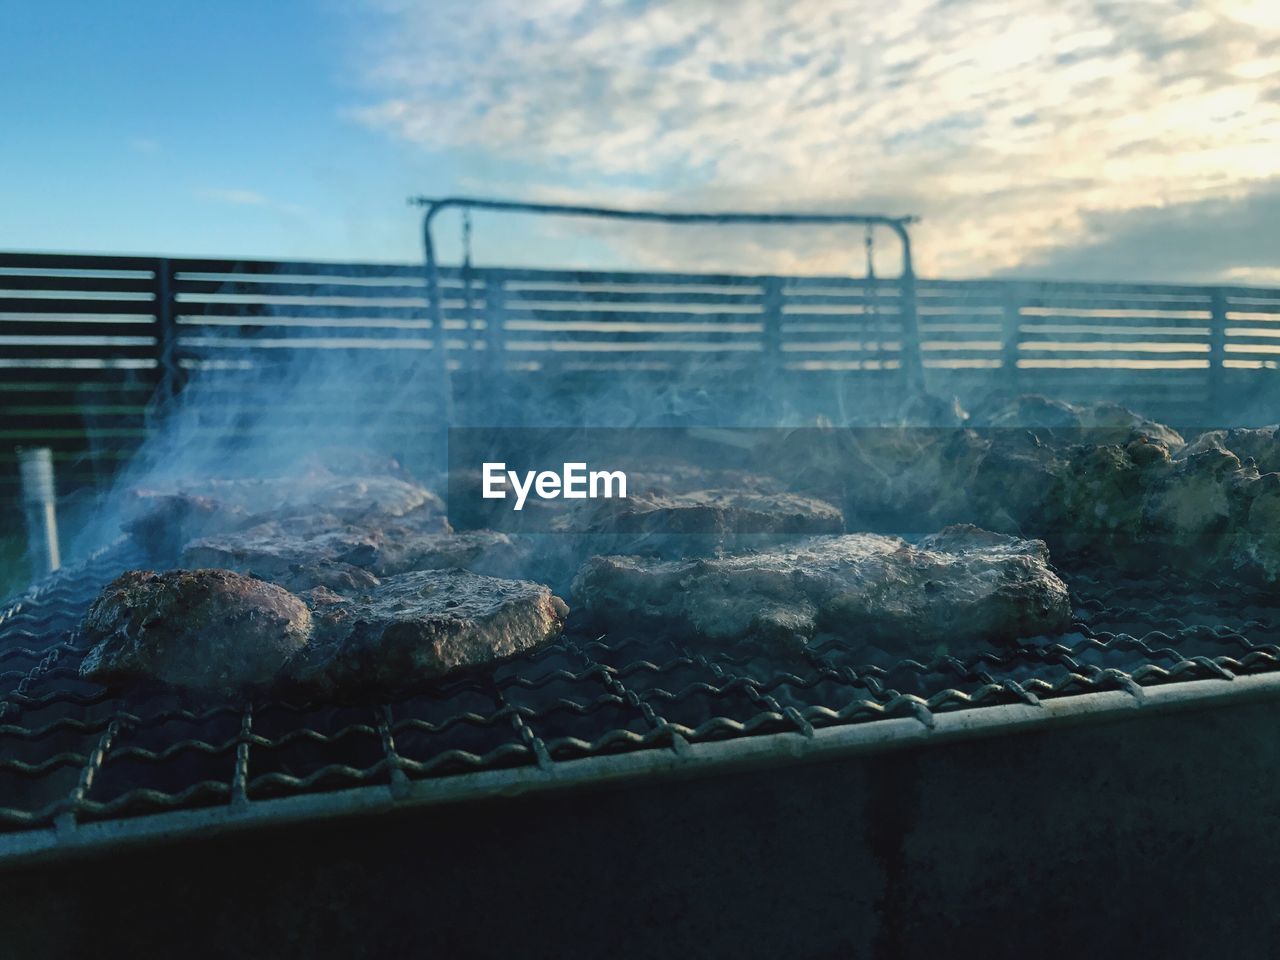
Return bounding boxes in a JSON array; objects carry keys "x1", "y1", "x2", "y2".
[{"x1": 412, "y1": 196, "x2": 925, "y2": 400}]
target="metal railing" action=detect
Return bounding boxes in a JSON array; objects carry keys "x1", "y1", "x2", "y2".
[
  {"x1": 411, "y1": 196, "x2": 926, "y2": 408},
  {"x1": 3, "y1": 250, "x2": 1279, "y2": 522}
]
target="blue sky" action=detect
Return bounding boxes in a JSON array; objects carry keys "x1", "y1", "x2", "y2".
[
  {"x1": 4, "y1": 1, "x2": 1279, "y2": 281},
  {"x1": 1, "y1": 1, "x2": 546, "y2": 265}
]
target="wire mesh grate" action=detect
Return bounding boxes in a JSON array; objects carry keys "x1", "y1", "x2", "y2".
[{"x1": 2, "y1": 544, "x2": 1279, "y2": 837}]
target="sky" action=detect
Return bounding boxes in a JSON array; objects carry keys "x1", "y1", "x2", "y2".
[{"x1": 3, "y1": 0, "x2": 1279, "y2": 282}]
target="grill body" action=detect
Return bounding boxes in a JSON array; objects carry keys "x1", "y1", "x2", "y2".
[
  {"x1": 2, "y1": 547, "x2": 1279, "y2": 957},
  {"x1": 3, "y1": 694, "x2": 1278, "y2": 959}
]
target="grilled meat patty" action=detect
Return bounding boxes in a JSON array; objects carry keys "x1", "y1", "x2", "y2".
[
  {"x1": 982, "y1": 394, "x2": 1186, "y2": 450},
  {"x1": 557, "y1": 488, "x2": 844, "y2": 563},
  {"x1": 182, "y1": 523, "x2": 528, "y2": 587},
  {"x1": 572, "y1": 525, "x2": 1070, "y2": 657},
  {"x1": 582, "y1": 489, "x2": 844, "y2": 537},
  {"x1": 285, "y1": 569, "x2": 569, "y2": 697},
  {"x1": 364, "y1": 528, "x2": 531, "y2": 578},
  {"x1": 180, "y1": 521, "x2": 383, "y2": 593},
  {"x1": 188, "y1": 474, "x2": 444, "y2": 523},
  {"x1": 742, "y1": 401, "x2": 1280, "y2": 584},
  {"x1": 126, "y1": 474, "x2": 447, "y2": 559},
  {"x1": 79, "y1": 569, "x2": 312, "y2": 693},
  {"x1": 122, "y1": 492, "x2": 251, "y2": 561},
  {"x1": 1179, "y1": 427, "x2": 1280, "y2": 474},
  {"x1": 621, "y1": 462, "x2": 788, "y2": 497},
  {"x1": 79, "y1": 565, "x2": 569, "y2": 697}
]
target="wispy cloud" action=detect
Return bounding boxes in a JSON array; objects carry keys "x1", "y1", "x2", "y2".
[
  {"x1": 352, "y1": 0, "x2": 1280, "y2": 278},
  {"x1": 1005, "y1": 181, "x2": 1280, "y2": 284},
  {"x1": 195, "y1": 187, "x2": 309, "y2": 219}
]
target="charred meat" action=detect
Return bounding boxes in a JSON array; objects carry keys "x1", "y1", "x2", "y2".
[
  {"x1": 569, "y1": 488, "x2": 844, "y2": 558},
  {"x1": 180, "y1": 521, "x2": 383, "y2": 592},
  {"x1": 79, "y1": 569, "x2": 312, "y2": 693},
  {"x1": 286, "y1": 569, "x2": 569, "y2": 698},
  {"x1": 572, "y1": 525, "x2": 1070, "y2": 657},
  {"x1": 982, "y1": 395, "x2": 1185, "y2": 450},
  {"x1": 123, "y1": 492, "x2": 251, "y2": 561},
  {"x1": 363, "y1": 528, "x2": 532, "y2": 579},
  {"x1": 190, "y1": 474, "x2": 443, "y2": 523},
  {"x1": 584, "y1": 489, "x2": 843, "y2": 537},
  {"x1": 126, "y1": 474, "x2": 446, "y2": 558},
  {"x1": 744, "y1": 401, "x2": 1280, "y2": 584},
  {"x1": 182, "y1": 522, "x2": 529, "y2": 585},
  {"x1": 1179, "y1": 427, "x2": 1280, "y2": 474},
  {"x1": 79, "y1": 565, "x2": 569, "y2": 698}
]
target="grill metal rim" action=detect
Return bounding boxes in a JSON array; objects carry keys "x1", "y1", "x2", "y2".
[{"x1": 2, "y1": 667, "x2": 1278, "y2": 869}]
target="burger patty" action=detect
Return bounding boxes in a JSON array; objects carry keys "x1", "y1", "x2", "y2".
[
  {"x1": 545, "y1": 489, "x2": 846, "y2": 568},
  {"x1": 79, "y1": 566, "x2": 568, "y2": 698},
  {"x1": 79, "y1": 569, "x2": 312, "y2": 693},
  {"x1": 180, "y1": 521, "x2": 384, "y2": 593},
  {"x1": 285, "y1": 569, "x2": 569, "y2": 698},
  {"x1": 571, "y1": 525, "x2": 1071, "y2": 657},
  {"x1": 181, "y1": 523, "x2": 528, "y2": 586},
  {"x1": 581, "y1": 489, "x2": 844, "y2": 537},
  {"x1": 125, "y1": 474, "x2": 447, "y2": 560}
]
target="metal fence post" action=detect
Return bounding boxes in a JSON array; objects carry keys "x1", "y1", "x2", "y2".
[
  {"x1": 762, "y1": 277, "x2": 783, "y2": 379},
  {"x1": 145, "y1": 257, "x2": 181, "y2": 436},
  {"x1": 1002, "y1": 283, "x2": 1022, "y2": 395},
  {"x1": 1209, "y1": 288, "x2": 1227, "y2": 419},
  {"x1": 420, "y1": 204, "x2": 456, "y2": 425},
  {"x1": 154, "y1": 258, "x2": 178, "y2": 406},
  {"x1": 18, "y1": 447, "x2": 60, "y2": 577},
  {"x1": 480, "y1": 275, "x2": 507, "y2": 422},
  {"x1": 889, "y1": 225, "x2": 925, "y2": 392},
  {"x1": 484, "y1": 275, "x2": 506, "y2": 370}
]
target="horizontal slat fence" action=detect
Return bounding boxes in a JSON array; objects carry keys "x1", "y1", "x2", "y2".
[
  {"x1": 0, "y1": 254, "x2": 165, "y2": 522},
  {"x1": 3, "y1": 251, "x2": 1280, "y2": 529}
]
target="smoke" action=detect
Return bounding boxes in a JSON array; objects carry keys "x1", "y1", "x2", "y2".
[
  {"x1": 64, "y1": 237, "x2": 935, "y2": 562},
  {"x1": 69, "y1": 266, "x2": 454, "y2": 557},
  {"x1": 54, "y1": 1, "x2": 1266, "y2": 562}
]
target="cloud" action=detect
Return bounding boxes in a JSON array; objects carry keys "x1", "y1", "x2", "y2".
[
  {"x1": 199, "y1": 187, "x2": 272, "y2": 206},
  {"x1": 352, "y1": 0, "x2": 1280, "y2": 278},
  {"x1": 195, "y1": 187, "x2": 309, "y2": 219},
  {"x1": 1004, "y1": 177, "x2": 1280, "y2": 284}
]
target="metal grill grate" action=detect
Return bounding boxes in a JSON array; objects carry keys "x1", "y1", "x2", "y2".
[{"x1": 2, "y1": 546, "x2": 1279, "y2": 852}]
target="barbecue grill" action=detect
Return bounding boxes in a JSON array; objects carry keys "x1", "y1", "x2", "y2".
[
  {"x1": 6, "y1": 213, "x2": 1280, "y2": 956},
  {"x1": 4, "y1": 534, "x2": 1280, "y2": 955}
]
